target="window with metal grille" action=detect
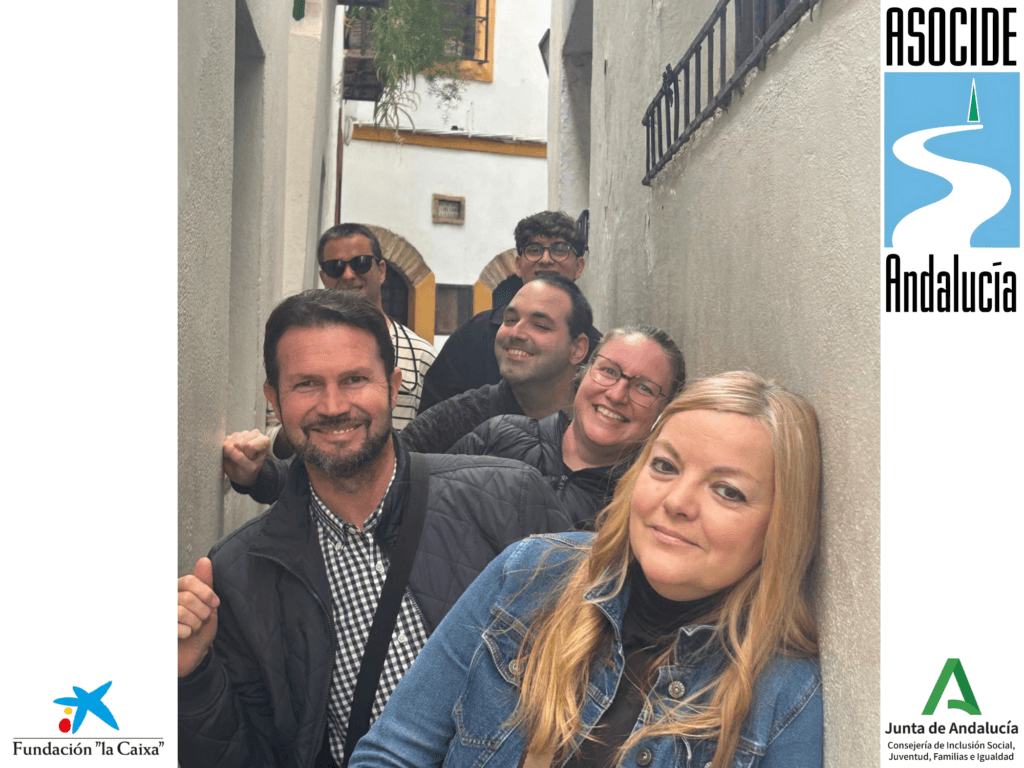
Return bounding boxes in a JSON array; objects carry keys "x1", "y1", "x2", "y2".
[
  {"x1": 432, "y1": 194, "x2": 466, "y2": 225},
  {"x1": 440, "y1": 0, "x2": 490, "y2": 63}
]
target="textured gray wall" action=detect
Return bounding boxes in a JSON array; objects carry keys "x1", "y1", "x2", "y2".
[
  {"x1": 178, "y1": 0, "x2": 290, "y2": 575},
  {"x1": 551, "y1": 0, "x2": 881, "y2": 764}
]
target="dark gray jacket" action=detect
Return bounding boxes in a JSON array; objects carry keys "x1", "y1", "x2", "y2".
[
  {"x1": 399, "y1": 379, "x2": 523, "y2": 455},
  {"x1": 179, "y1": 437, "x2": 571, "y2": 768},
  {"x1": 449, "y1": 411, "x2": 629, "y2": 526}
]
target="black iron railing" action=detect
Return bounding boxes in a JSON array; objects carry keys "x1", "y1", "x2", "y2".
[{"x1": 641, "y1": 0, "x2": 816, "y2": 185}]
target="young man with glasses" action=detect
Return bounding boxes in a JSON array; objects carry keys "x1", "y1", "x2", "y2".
[{"x1": 418, "y1": 211, "x2": 602, "y2": 413}]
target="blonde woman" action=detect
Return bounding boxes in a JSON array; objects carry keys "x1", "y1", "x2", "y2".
[{"x1": 350, "y1": 372, "x2": 823, "y2": 768}]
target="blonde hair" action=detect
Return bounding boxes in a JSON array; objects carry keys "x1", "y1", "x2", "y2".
[{"x1": 512, "y1": 371, "x2": 822, "y2": 767}]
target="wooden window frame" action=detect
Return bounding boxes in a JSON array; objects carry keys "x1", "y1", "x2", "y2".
[
  {"x1": 455, "y1": 0, "x2": 495, "y2": 82},
  {"x1": 432, "y1": 194, "x2": 466, "y2": 225}
]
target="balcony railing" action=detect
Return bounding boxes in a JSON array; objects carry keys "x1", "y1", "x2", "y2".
[{"x1": 641, "y1": 0, "x2": 817, "y2": 185}]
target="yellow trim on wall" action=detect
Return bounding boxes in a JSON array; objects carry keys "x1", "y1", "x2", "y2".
[
  {"x1": 456, "y1": 0, "x2": 496, "y2": 82},
  {"x1": 352, "y1": 125, "x2": 546, "y2": 158},
  {"x1": 473, "y1": 281, "x2": 492, "y2": 315},
  {"x1": 410, "y1": 272, "x2": 436, "y2": 344}
]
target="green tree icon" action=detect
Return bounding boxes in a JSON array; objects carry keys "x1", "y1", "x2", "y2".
[{"x1": 968, "y1": 79, "x2": 980, "y2": 123}]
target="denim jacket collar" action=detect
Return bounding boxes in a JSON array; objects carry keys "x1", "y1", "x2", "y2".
[{"x1": 583, "y1": 572, "x2": 720, "y2": 665}]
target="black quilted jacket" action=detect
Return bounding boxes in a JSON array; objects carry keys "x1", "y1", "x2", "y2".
[
  {"x1": 178, "y1": 437, "x2": 571, "y2": 768},
  {"x1": 398, "y1": 379, "x2": 523, "y2": 455},
  {"x1": 448, "y1": 411, "x2": 632, "y2": 527}
]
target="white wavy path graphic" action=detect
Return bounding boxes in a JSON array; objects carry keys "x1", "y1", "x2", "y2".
[{"x1": 891, "y1": 124, "x2": 1011, "y2": 251}]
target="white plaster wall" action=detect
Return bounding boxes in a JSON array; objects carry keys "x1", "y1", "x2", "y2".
[
  {"x1": 341, "y1": 141, "x2": 547, "y2": 284},
  {"x1": 334, "y1": 0, "x2": 552, "y2": 288},
  {"x1": 345, "y1": 0, "x2": 550, "y2": 137},
  {"x1": 179, "y1": 0, "x2": 291, "y2": 574},
  {"x1": 282, "y1": 1, "x2": 339, "y2": 297},
  {"x1": 558, "y1": 0, "x2": 881, "y2": 764}
]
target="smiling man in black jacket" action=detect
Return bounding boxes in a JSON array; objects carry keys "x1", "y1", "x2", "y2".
[
  {"x1": 177, "y1": 290, "x2": 570, "y2": 768},
  {"x1": 417, "y1": 210, "x2": 601, "y2": 412}
]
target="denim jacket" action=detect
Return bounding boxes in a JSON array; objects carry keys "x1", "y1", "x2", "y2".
[{"x1": 350, "y1": 533, "x2": 822, "y2": 768}]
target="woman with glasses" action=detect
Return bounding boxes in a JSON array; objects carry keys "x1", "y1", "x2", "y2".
[
  {"x1": 350, "y1": 372, "x2": 823, "y2": 768},
  {"x1": 449, "y1": 327, "x2": 685, "y2": 525}
]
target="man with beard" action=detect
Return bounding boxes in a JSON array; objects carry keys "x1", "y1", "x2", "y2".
[
  {"x1": 314, "y1": 223, "x2": 435, "y2": 429},
  {"x1": 262, "y1": 224, "x2": 435, "y2": 462},
  {"x1": 234, "y1": 275, "x2": 594, "y2": 500},
  {"x1": 178, "y1": 290, "x2": 571, "y2": 768}
]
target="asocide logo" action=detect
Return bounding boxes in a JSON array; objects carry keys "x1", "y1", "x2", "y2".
[
  {"x1": 883, "y1": 4, "x2": 1020, "y2": 314},
  {"x1": 11, "y1": 679, "x2": 165, "y2": 758}
]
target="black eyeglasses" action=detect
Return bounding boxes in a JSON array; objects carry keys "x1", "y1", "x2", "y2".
[
  {"x1": 588, "y1": 355, "x2": 667, "y2": 407},
  {"x1": 320, "y1": 254, "x2": 380, "y2": 279},
  {"x1": 521, "y1": 242, "x2": 575, "y2": 262}
]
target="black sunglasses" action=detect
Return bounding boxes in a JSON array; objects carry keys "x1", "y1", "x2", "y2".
[{"x1": 320, "y1": 254, "x2": 380, "y2": 279}]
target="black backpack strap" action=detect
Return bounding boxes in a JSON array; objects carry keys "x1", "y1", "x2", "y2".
[{"x1": 341, "y1": 452, "x2": 430, "y2": 766}]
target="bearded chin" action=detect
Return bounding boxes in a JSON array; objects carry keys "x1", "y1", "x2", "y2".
[{"x1": 295, "y1": 415, "x2": 393, "y2": 481}]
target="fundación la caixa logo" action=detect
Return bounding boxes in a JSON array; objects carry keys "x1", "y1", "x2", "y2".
[
  {"x1": 53, "y1": 680, "x2": 119, "y2": 734},
  {"x1": 884, "y1": 5, "x2": 1020, "y2": 313},
  {"x1": 11, "y1": 680, "x2": 164, "y2": 758}
]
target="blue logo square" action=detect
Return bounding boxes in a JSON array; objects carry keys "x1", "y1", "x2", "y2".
[{"x1": 884, "y1": 72, "x2": 1019, "y2": 248}]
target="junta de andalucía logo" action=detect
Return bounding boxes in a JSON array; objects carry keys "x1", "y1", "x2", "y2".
[{"x1": 923, "y1": 658, "x2": 981, "y2": 716}]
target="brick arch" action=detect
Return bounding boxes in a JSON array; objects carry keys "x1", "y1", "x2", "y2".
[
  {"x1": 366, "y1": 226, "x2": 433, "y2": 287},
  {"x1": 366, "y1": 226, "x2": 437, "y2": 343},
  {"x1": 477, "y1": 248, "x2": 518, "y2": 290},
  {"x1": 472, "y1": 248, "x2": 519, "y2": 314}
]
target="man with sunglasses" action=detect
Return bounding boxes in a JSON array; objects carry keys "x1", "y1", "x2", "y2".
[
  {"x1": 316, "y1": 224, "x2": 436, "y2": 430},
  {"x1": 418, "y1": 211, "x2": 601, "y2": 413},
  {"x1": 255, "y1": 226, "x2": 435, "y2": 467}
]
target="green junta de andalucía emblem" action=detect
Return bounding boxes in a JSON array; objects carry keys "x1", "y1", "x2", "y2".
[{"x1": 923, "y1": 658, "x2": 981, "y2": 715}]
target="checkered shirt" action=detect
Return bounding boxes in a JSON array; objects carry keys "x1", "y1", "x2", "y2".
[{"x1": 309, "y1": 468, "x2": 431, "y2": 763}]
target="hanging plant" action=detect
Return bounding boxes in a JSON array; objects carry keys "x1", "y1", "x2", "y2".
[{"x1": 348, "y1": 0, "x2": 474, "y2": 129}]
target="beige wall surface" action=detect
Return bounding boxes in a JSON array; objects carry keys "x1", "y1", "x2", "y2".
[
  {"x1": 178, "y1": 0, "x2": 293, "y2": 574},
  {"x1": 555, "y1": 0, "x2": 881, "y2": 764}
]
